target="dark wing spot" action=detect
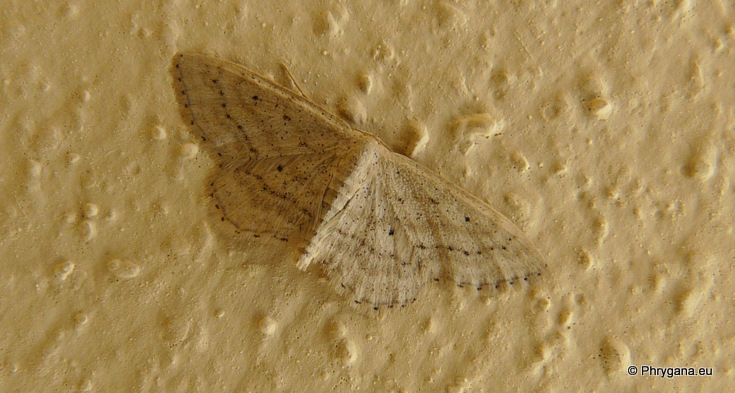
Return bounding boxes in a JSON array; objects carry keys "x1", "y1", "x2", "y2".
[{"x1": 277, "y1": 165, "x2": 283, "y2": 172}]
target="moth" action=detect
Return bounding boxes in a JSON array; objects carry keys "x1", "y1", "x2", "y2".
[{"x1": 171, "y1": 53, "x2": 545, "y2": 307}]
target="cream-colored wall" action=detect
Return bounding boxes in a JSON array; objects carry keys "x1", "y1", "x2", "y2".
[{"x1": 1, "y1": 1, "x2": 732, "y2": 391}]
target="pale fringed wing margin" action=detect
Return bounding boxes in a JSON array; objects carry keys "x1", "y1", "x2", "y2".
[{"x1": 171, "y1": 53, "x2": 546, "y2": 306}]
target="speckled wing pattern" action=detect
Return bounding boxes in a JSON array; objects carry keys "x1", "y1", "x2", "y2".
[
  {"x1": 171, "y1": 53, "x2": 545, "y2": 306},
  {"x1": 172, "y1": 53, "x2": 365, "y2": 240}
]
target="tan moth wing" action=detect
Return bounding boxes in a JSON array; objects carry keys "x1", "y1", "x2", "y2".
[
  {"x1": 172, "y1": 53, "x2": 367, "y2": 238},
  {"x1": 172, "y1": 53, "x2": 545, "y2": 306},
  {"x1": 298, "y1": 141, "x2": 545, "y2": 305}
]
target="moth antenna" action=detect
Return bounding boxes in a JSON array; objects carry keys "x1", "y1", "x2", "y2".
[{"x1": 280, "y1": 63, "x2": 307, "y2": 99}]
